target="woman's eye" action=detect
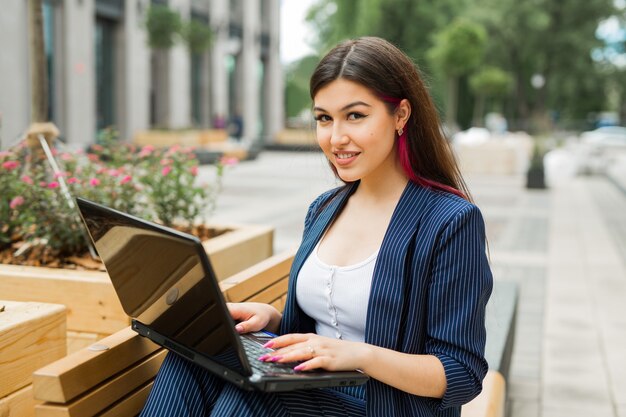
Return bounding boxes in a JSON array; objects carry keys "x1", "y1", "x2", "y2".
[
  {"x1": 347, "y1": 112, "x2": 366, "y2": 120},
  {"x1": 315, "y1": 114, "x2": 331, "y2": 122}
]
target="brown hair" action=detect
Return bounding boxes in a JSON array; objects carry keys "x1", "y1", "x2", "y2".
[{"x1": 310, "y1": 37, "x2": 471, "y2": 201}]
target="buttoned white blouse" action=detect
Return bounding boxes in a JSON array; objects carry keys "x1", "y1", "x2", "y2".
[{"x1": 295, "y1": 240, "x2": 378, "y2": 343}]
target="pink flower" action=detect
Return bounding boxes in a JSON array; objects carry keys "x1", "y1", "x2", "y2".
[
  {"x1": 54, "y1": 171, "x2": 67, "y2": 179},
  {"x1": 220, "y1": 156, "x2": 239, "y2": 166},
  {"x1": 60, "y1": 153, "x2": 74, "y2": 161},
  {"x1": 67, "y1": 177, "x2": 80, "y2": 184},
  {"x1": 87, "y1": 154, "x2": 99, "y2": 162},
  {"x1": 108, "y1": 169, "x2": 120, "y2": 177},
  {"x1": 120, "y1": 175, "x2": 132, "y2": 185},
  {"x1": 190, "y1": 166, "x2": 198, "y2": 176},
  {"x1": 89, "y1": 178, "x2": 101, "y2": 187},
  {"x1": 9, "y1": 196, "x2": 24, "y2": 209},
  {"x1": 161, "y1": 166, "x2": 172, "y2": 176},
  {"x1": 2, "y1": 160, "x2": 19, "y2": 170},
  {"x1": 0, "y1": 151, "x2": 13, "y2": 159},
  {"x1": 48, "y1": 181, "x2": 60, "y2": 189},
  {"x1": 160, "y1": 158, "x2": 173, "y2": 166},
  {"x1": 165, "y1": 144, "x2": 181, "y2": 156},
  {"x1": 138, "y1": 145, "x2": 155, "y2": 158},
  {"x1": 92, "y1": 144, "x2": 104, "y2": 152},
  {"x1": 21, "y1": 175, "x2": 34, "y2": 185}
]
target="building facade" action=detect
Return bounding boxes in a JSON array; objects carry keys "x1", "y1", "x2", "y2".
[{"x1": 0, "y1": 0, "x2": 283, "y2": 148}]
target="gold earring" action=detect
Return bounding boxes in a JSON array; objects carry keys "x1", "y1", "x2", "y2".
[{"x1": 397, "y1": 127, "x2": 404, "y2": 136}]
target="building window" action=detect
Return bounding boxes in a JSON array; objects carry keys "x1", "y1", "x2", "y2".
[{"x1": 95, "y1": 17, "x2": 116, "y2": 132}]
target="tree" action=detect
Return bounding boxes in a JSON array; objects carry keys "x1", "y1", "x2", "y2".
[
  {"x1": 427, "y1": 19, "x2": 487, "y2": 129},
  {"x1": 468, "y1": 0, "x2": 615, "y2": 130},
  {"x1": 285, "y1": 55, "x2": 320, "y2": 121},
  {"x1": 304, "y1": 0, "x2": 619, "y2": 132},
  {"x1": 469, "y1": 67, "x2": 513, "y2": 126}
]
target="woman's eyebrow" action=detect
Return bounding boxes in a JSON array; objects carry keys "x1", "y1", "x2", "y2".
[{"x1": 313, "y1": 101, "x2": 372, "y2": 113}]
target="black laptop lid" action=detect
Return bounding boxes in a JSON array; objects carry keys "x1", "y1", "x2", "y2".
[{"x1": 76, "y1": 197, "x2": 251, "y2": 375}]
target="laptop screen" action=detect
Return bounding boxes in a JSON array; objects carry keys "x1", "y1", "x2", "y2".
[{"x1": 77, "y1": 198, "x2": 249, "y2": 375}]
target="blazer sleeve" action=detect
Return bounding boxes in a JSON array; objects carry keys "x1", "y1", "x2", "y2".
[{"x1": 425, "y1": 203, "x2": 493, "y2": 411}]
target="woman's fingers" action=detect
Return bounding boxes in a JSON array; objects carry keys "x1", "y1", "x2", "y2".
[
  {"x1": 226, "y1": 302, "x2": 269, "y2": 334},
  {"x1": 265, "y1": 333, "x2": 312, "y2": 348}
]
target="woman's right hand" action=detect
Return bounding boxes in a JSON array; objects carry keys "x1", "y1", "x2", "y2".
[{"x1": 226, "y1": 302, "x2": 282, "y2": 334}]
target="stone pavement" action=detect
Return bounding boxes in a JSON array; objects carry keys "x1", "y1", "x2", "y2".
[{"x1": 199, "y1": 151, "x2": 626, "y2": 417}]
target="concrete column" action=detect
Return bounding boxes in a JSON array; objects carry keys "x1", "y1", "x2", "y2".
[
  {"x1": 200, "y1": 51, "x2": 211, "y2": 128},
  {"x1": 63, "y1": 0, "x2": 96, "y2": 146},
  {"x1": 210, "y1": 0, "x2": 230, "y2": 126},
  {"x1": 0, "y1": 0, "x2": 29, "y2": 149},
  {"x1": 121, "y1": 0, "x2": 150, "y2": 141},
  {"x1": 263, "y1": 0, "x2": 284, "y2": 142},
  {"x1": 241, "y1": 0, "x2": 260, "y2": 141},
  {"x1": 168, "y1": 0, "x2": 191, "y2": 129}
]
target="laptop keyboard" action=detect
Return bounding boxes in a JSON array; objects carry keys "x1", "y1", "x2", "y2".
[{"x1": 241, "y1": 337, "x2": 300, "y2": 375}]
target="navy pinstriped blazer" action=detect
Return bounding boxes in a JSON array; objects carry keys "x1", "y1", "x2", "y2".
[{"x1": 279, "y1": 180, "x2": 493, "y2": 417}]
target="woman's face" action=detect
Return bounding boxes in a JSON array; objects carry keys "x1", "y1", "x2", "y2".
[{"x1": 313, "y1": 79, "x2": 408, "y2": 184}]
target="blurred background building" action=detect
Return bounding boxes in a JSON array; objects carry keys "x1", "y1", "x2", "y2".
[{"x1": 0, "y1": 0, "x2": 283, "y2": 147}]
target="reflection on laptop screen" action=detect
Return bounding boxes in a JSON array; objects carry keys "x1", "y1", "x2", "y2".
[{"x1": 79, "y1": 200, "x2": 248, "y2": 374}]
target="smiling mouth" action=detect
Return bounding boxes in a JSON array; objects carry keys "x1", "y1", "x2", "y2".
[{"x1": 335, "y1": 152, "x2": 360, "y2": 159}]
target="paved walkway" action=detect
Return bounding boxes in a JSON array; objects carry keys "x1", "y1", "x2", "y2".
[{"x1": 200, "y1": 151, "x2": 626, "y2": 417}]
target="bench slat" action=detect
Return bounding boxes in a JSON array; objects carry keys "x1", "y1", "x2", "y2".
[
  {"x1": 33, "y1": 327, "x2": 160, "y2": 403},
  {"x1": 246, "y1": 276, "x2": 289, "y2": 305},
  {"x1": 98, "y1": 382, "x2": 154, "y2": 417},
  {"x1": 35, "y1": 350, "x2": 165, "y2": 417},
  {"x1": 36, "y1": 381, "x2": 155, "y2": 417},
  {"x1": 220, "y1": 250, "x2": 295, "y2": 302}
]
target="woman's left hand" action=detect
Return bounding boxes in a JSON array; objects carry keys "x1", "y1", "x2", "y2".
[{"x1": 259, "y1": 333, "x2": 371, "y2": 372}]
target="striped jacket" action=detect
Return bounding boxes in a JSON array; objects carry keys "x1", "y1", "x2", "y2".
[{"x1": 280, "y1": 181, "x2": 493, "y2": 417}]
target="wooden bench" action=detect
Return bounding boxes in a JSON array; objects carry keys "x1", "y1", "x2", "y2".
[
  {"x1": 32, "y1": 252, "x2": 517, "y2": 417},
  {"x1": 462, "y1": 280, "x2": 518, "y2": 417},
  {"x1": 31, "y1": 250, "x2": 295, "y2": 417}
]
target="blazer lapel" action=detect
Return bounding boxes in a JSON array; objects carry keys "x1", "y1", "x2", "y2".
[
  {"x1": 365, "y1": 182, "x2": 431, "y2": 349},
  {"x1": 281, "y1": 182, "x2": 358, "y2": 334}
]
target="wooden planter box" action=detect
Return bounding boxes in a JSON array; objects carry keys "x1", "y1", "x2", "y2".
[
  {"x1": 0, "y1": 224, "x2": 273, "y2": 342},
  {"x1": 133, "y1": 129, "x2": 248, "y2": 161},
  {"x1": 0, "y1": 300, "x2": 67, "y2": 417},
  {"x1": 133, "y1": 129, "x2": 228, "y2": 148}
]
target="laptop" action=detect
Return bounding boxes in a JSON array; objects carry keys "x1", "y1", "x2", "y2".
[{"x1": 76, "y1": 197, "x2": 369, "y2": 392}]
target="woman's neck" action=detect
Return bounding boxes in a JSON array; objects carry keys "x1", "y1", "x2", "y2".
[{"x1": 354, "y1": 162, "x2": 409, "y2": 204}]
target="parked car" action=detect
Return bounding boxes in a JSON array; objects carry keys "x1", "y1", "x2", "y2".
[
  {"x1": 579, "y1": 126, "x2": 626, "y2": 174},
  {"x1": 580, "y1": 126, "x2": 626, "y2": 146}
]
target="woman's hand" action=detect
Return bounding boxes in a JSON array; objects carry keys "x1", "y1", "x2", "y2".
[
  {"x1": 227, "y1": 302, "x2": 282, "y2": 335},
  {"x1": 261, "y1": 333, "x2": 447, "y2": 398},
  {"x1": 259, "y1": 333, "x2": 371, "y2": 372}
]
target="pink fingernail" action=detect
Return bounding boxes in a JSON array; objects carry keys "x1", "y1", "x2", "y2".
[
  {"x1": 270, "y1": 356, "x2": 282, "y2": 362},
  {"x1": 263, "y1": 341, "x2": 274, "y2": 348},
  {"x1": 294, "y1": 364, "x2": 305, "y2": 371},
  {"x1": 258, "y1": 354, "x2": 270, "y2": 361}
]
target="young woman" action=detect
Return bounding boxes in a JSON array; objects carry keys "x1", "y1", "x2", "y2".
[{"x1": 140, "y1": 36, "x2": 492, "y2": 417}]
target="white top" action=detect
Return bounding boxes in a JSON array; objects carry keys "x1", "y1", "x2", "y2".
[{"x1": 295, "y1": 241, "x2": 377, "y2": 342}]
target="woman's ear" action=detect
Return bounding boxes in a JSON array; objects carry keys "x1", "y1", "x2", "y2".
[{"x1": 395, "y1": 99, "x2": 411, "y2": 130}]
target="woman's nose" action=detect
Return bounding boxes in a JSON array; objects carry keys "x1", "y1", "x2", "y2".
[{"x1": 330, "y1": 125, "x2": 349, "y2": 146}]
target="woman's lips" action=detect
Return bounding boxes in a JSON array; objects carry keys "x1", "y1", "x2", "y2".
[{"x1": 334, "y1": 152, "x2": 360, "y2": 166}]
